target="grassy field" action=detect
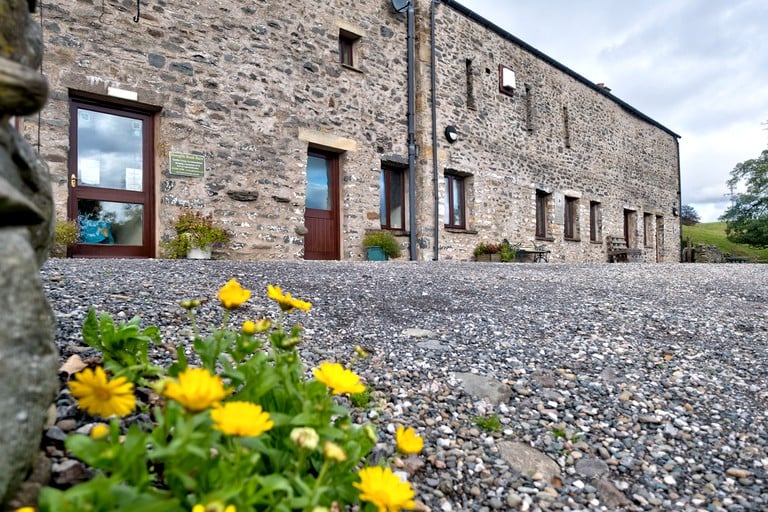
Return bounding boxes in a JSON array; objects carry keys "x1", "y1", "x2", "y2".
[{"x1": 681, "y1": 222, "x2": 768, "y2": 262}]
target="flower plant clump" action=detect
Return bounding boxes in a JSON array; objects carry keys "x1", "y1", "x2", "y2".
[{"x1": 39, "y1": 279, "x2": 423, "y2": 511}]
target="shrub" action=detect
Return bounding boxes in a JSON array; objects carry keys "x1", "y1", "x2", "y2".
[
  {"x1": 473, "y1": 242, "x2": 500, "y2": 257},
  {"x1": 362, "y1": 230, "x2": 402, "y2": 259},
  {"x1": 50, "y1": 219, "x2": 79, "y2": 257},
  {"x1": 161, "y1": 210, "x2": 231, "y2": 259}
]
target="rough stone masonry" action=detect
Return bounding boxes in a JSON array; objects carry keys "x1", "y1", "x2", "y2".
[{"x1": 0, "y1": 0, "x2": 59, "y2": 505}]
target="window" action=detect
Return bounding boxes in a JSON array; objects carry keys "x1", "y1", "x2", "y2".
[
  {"x1": 498, "y1": 64, "x2": 516, "y2": 96},
  {"x1": 466, "y1": 58, "x2": 476, "y2": 110},
  {"x1": 589, "y1": 201, "x2": 602, "y2": 242},
  {"x1": 380, "y1": 165, "x2": 406, "y2": 230},
  {"x1": 339, "y1": 30, "x2": 360, "y2": 67},
  {"x1": 444, "y1": 174, "x2": 465, "y2": 229},
  {"x1": 562, "y1": 106, "x2": 571, "y2": 148},
  {"x1": 524, "y1": 84, "x2": 534, "y2": 132},
  {"x1": 535, "y1": 190, "x2": 550, "y2": 239},
  {"x1": 564, "y1": 196, "x2": 578, "y2": 240}
]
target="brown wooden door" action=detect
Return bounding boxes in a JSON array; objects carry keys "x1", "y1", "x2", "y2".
[
  {"x1": 67, "y1": 99, "x2": 155, "y2": 258},
  {"x1": 304, "y1": 151, "x2": 340, "y2": 260}
]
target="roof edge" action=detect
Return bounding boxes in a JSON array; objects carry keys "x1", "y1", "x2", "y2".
[{"x1": 441, "y1": 0, "x2": 681, "y2": 139}]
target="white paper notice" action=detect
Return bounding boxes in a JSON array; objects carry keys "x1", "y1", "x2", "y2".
[{"x1": 125, "y1": 168, "x2": 143, "y2": 191}]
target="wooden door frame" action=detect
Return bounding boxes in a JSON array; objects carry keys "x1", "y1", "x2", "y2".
[
  {"x1": 303, "y1": 149, "x2": 341, "y2": 260},
  {"x1": 67, "y1": 95, "x2": 158, "y2": 258}
]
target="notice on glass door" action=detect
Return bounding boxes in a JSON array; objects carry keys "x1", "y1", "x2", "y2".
[{"x1": 169, "y1": 152, "x2": 205, "y2": 177}]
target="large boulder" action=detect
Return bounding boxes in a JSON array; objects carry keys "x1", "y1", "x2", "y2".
[{"x1": 0, "y1": 0, "x2": 58, "y2": 505}]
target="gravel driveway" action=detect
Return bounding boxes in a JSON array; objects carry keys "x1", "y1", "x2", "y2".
[{"x1": 41, "y1": 259, "x2": 767, "y2": 511}]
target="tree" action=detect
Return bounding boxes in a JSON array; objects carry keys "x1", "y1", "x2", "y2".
[
  {"x1": 680, "y1": 204, "x2": 700, "y2": 226},
  {"x1": 720, "y1": 147, "x2": 768, "y2": 248}
]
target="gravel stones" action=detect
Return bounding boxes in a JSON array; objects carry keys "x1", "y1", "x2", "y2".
[{"x1": 37, "y1": 259, "x2": 768, "y2": 511}]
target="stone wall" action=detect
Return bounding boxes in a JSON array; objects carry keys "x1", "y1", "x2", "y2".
[
  {"x1": 423, "y1": 1, "x2": 681, "y2": 262},
  {"x1": 29, "y1": 0, "x2": 681, "y2": 262}
]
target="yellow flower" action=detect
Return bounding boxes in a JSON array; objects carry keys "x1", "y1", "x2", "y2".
[
  {"x1": 15, "y1": 508, "x2": 36, "y2": 512},
  {"x1": 323, "y1": 441, "x2": 347, "y2": 462},
  {"x1": 211, "y1": 401, "x2": 274, "y2": 437},
  {"x1": 217, "y1": 278, "x2": 251, "y2": 309},
  {"x1": 313, "y1": 362, "x2": 365, "y2": 395},
  {"x1": 192, "y1": 503, "x2": 236, "y2": 512},
  {"x1": 69, "y1": 367, "x2": 135, "y2": 418},
  {"x1": 242, "y1": 320, "x2": 256, "y2": 335},
  {"x1": 290, "y1": 427, "x2": 319, "y2": 450},
  {"x1": 395, "y1": 426, "x2": 424, "y2": 455},
  {"x1": 354, "y1": 466, "x2": 415, "y2": 512},
  {"x1": 89, "y1": 424, "x2": 110, "y2": 439},
  {"x1": 163, "y1": 368, "x2": 229, "y2": 412},
  {"x1": 267, "y1": 284, "x2": 312, "y2": 312}
]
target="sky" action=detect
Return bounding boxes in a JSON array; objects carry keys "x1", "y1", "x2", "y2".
[{"x1": 459, "y1": 0, "x2": 768, "y2": 222}]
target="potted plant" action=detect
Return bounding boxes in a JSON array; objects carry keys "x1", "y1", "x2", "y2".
[
  {"x1": 362, "y1": 230, "x2": 401, "y2": 261},
  {"x1": 162, "y1": 210, "x2": 231, "y2": 259},
  {"x1": 473, "y1": 241, "x2": 501, "y2": 262}
]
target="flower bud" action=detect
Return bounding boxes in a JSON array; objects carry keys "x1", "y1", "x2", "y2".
[
  {"x1": 290, "y1": 427, "x2": 319, "y2": 451},
  {"x1": 242, "y1": 320, "x2": 257, "y2": 335},
  {"x1": 89, "y1": 423, "x2": 109, "y2": 439},
  {"x1": 323, "y1": 441, "x2": 347, "y2": 462}
]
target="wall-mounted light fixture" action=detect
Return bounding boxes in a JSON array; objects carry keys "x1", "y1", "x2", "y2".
[
  {"x1": 445, "y1": 125, "x2": 458, "y2": 143},
  {"x1": 672, "y1": 206, "x2": 679, "y2": 216}
]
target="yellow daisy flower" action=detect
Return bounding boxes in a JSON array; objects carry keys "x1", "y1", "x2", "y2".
[
  {"x1": 217, "y1": 278, "x2": 251, "y2": 309},
  {"x1": 395, "y1": 426, "x2": 424, "y2": 455},
  {"x1": 354, "y1": 466, "x2": 415, "y2": 512},
  {"x1": 163, "y1": 368, "x2": 229, "y2": 412},
  {"x1": 267, "y1": 284, "x2": 312, "y2": 312},
  {"x1": 211, "y1": 401, "x2": 274, "y2": 437},
  {"x1": 15, "y1": 507, "x2": 36, "y2": 512},
  {"x1": 313, "y1": 362, "x2": 365, "y2": 395},
  {"x1": 89, "y1": 424, "x2": 110, "y2": 439},
  {"x1": 69, "y1": 367, "x2": 135, "y2": 418}
]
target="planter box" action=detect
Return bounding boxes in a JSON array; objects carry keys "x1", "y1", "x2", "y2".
[
  {"x1": 187, "y1": 246, "x2": 212, "y2": 259},
  {"x1": 476, "y1": 253, "x2": 501, "y2": 262},
  {"x1": 366, "y1": 246, "x2": 388, "y2": 261}
]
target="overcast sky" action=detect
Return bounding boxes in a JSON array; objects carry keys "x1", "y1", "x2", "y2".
[{"x1": 459, "y1": 0, "x2": 768, "y2": 222}]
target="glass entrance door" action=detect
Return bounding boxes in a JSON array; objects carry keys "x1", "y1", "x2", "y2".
[{"x1": 68, "y1": 100, "x2": 155, "y2": 257}]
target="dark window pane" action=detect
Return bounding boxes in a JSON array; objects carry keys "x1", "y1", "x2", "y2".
[{"x1": 77, "y1": 199, "x2": 143, "y2": 245}]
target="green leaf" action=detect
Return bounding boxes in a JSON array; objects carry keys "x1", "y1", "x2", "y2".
[{"x1": 81, "y1": 307, "x2": 100, "y2": 350}]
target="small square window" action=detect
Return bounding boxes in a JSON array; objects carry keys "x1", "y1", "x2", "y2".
[
  {"x1": 339, "y1": 31, "x2": 360, "y2": 68},
  {"x1": 499, "y1": 65, "x2": 516, "y2": 96}
]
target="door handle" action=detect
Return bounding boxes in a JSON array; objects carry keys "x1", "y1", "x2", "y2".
[{"x1": 70, "y1": 174, "x2": 77, "y2": 188}]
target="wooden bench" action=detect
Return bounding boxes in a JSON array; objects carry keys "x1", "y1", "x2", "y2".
[{"x1": 606, "y1": 235, "x2": 643, "y2": 263}]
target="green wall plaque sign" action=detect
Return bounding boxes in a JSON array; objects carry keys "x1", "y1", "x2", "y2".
[{"x1": 169, "y1": 152, "x2": 205, "y2": 177}]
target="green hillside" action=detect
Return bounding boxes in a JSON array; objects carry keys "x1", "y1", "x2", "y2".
[{"x1": 681, "y1": 222, "x2": 768, "y2": 262}]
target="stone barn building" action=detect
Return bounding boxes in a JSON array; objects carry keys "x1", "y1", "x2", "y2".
[{"x1": 27, "y1": 0, "x2": 681, "y2": 262}]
